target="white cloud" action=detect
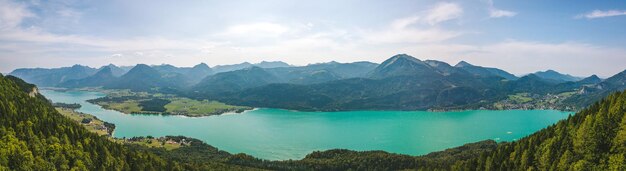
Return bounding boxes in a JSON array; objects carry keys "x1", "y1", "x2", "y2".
[
  {"x1": 0, "y1": 0, "x2": 34, "y2": 29},
  {"x1": 461, "y1": 41, "x2": 626, "y2": 77},
  {"x1": 0, "y1": 28, "x2": 219, "y2": 52},
  {"x1": 486, "y1": 0, "x2": 516, "y2": 18},
  {"x1": 390, "y1": 16, "x2": 421, "y2": 29},
  {"x1": 362, "y1": 28, "x2": 461, "y2": 44},
  {"x1": 0, "y1": 0, "x2": 623, "y2": 78},
  {"x1": 577, "y1": 10, "x2": 626, "y2": 19},
  {"x1": 423, "y1": 2, "x2": 463, "y2": 25},
  {"x1": 363, "y1": 3, "x2": 464, "y2": 44},
  {"x1": 390, "y1": 2, "x2": 462, "y2": 28},
  {"x1": 221, "y1": 22, "x2": 290, "y2": 37},
  {"x1": 489, "y1": 9, "x2": 516, "y2": 18}
]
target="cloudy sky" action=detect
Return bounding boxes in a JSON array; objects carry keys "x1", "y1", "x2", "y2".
[{"x1": 1, "y1": 0, "x2": 625, "y2": 77}]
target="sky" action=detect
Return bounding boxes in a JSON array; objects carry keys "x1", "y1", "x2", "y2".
[{"x1": 1, "y1": 0, "x2": 626, "y2": 77}]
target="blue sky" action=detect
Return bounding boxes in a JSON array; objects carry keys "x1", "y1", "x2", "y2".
[{"x1": 1, "y1": 0, "x2": 625, "y2": 77}]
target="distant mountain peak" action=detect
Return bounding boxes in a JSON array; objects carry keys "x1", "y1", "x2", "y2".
[
  {"x1": 534, "y1": 69, "x2": 580, "y2": 82},
  {"x1": 523, "y1": 73, "x2": 541, "y2": 79},
  {"x1": 258, "y1": 61, "x2": 285, "y2": 64},
  {"x1": 102, "y1": 64, "x2": 129, "y2": 77},
  {"x1": 70, "y1": 64, "x2": 90, "y2": 69},
  {"x1": 255, "y1": 61, "x2": 291, "y2": 68},
  {"x1": 578, "y1": 74, "x2": 602, "y2": 84},
  {"x1": 58, "y1": 65, "x2": 115, "y2": 88},
  {"x1": 454, "y1": 61, "x2": 473, "y2": 67},
  {"x1": 98, "y1": 66, "x2": 112, "y2": 72},
  {"x1": 91, "y1": 67, "x2": 114, "y2": 78},
  {"x1": 153, "y1": 64, "x2": 176, "y2": 68},
  {"x1": 515, "y1": 73, "x2": 553, "y2": 84},
  {"x1": 392, "y1": 53, "x2": 410, "y2": 57},
  {"x1": 389, "y1": 54, "x2": 421, "y2": 61},
  {"x1": 134, "y1": 63, "x2": 151, "y2": 68},
  {"x1": 369, "y1": 54, "x2": 438, "y2": 79},
  {"x1": 542, "y1": 69, "x2": 559, "y2": 74},
  {"x1": 127, "y1": 64, "x2": 156, "y2": 74},
  {"x1": 382, "y1": 54, "x2": 423, "y2": 67},
  {"x1": 193, "y1": 63, "x2": 210, "y2": 69},
  {"x1": 605, "y1": 69, "x2": 626, "y2": 82},
  {"x1": 453, "y1": 61, "x2": 518, "y2": 80},
  {"x1": 424, "y1": 60, "x2": 448, "y2": 67}
]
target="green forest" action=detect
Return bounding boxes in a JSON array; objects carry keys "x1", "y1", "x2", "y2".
[
  {"x1": 2, "y1": 73, "x2": 626, "y2": 170},
  {"x1": 0, "y1": 74, "x2": 255, "y2": 170},
  {"x1": 452, "y1": 91, "x2": 626, "y2": 170}
]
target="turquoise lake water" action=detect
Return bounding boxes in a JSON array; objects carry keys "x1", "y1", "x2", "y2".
[{"x1": 41, "y1": 89, "x2": 572, "y2": 160}]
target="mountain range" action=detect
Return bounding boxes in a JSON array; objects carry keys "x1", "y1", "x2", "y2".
[
  {"x1": 7, "y1": 61, "x2": 293, "y2": 87},
  {"x1": 532, "y1": 69, "x2": 583, "y2": 83},
  {"x1": 9, "y1": 54, "x2": 625, "y2": 111},
  {"x1": 9, "y1": 64, "x2": 99, "y2": 86}
]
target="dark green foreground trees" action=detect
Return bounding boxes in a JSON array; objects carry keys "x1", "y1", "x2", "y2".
[
  {"x1": 0, "y1": 75, "x2": 174, "y2": 170},
  {"x1": 451, "y1": 91, "x2": 626, "y2": 170},
  {"x1": 0, "y1": 75, "x2": 257, "y2": 170}
]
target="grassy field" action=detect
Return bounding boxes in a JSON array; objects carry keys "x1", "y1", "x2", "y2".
[
  {"x1": 57, "y1": 107, "x2": 185, "y2": 150},
  {"x1": 507, "y1": 93, "x2": 533, "y2": 103},
  {"x1": 89, "y1": 89, "x2": 252, "y2": 117},
  {"x1": 56, "y1": 107, "x2": 110, "y2": 136},
  {"x1": 102, "y1": 100, "x2": 143, "y2": 113},
  {"x1": 55, "y1": 101, "x2": 188, "y2": 150},
  {"x1": 113, "y1": 138, "x2": 182, "y2": 150},
  {"x1": 140, "y1": 139, "x2": 181, "y2": 150},
  {"x1": 165, "y1": 98, "x2": 252, "y2": 117}
]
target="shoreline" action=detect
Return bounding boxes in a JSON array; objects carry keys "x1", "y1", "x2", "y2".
[
  {"x1": 45, "y1": 87, "x2": 255, "y2": 117},
  {"x1": 88, "y1": 100, "x2": 255, "y2": 118},
  {"x1": 44, "y1": 88, "x2": 577, "y2": 114},
  {"x1": 87, "y1": 102, "x2": 258, "y2": 118},
  {"x1": 45, "y1": 90, "x2": 573, "y2": 161}
]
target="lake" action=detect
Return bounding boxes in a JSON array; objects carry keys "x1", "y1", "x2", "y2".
[{"x1": 41, "y1": 89, "x2": 572, "y2": 160}]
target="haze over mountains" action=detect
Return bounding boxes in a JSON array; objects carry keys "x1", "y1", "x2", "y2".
[{"x1": 9, "y1": 54, "x2": 626, "y2": 111}]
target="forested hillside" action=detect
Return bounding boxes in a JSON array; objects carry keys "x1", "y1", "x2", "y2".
[
  {"x1": 451, "y1": 91, "x2": 626, "y2": 170},
  {"x1": 0, "y1": 74, "x2": 253, "y2": 170}
]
